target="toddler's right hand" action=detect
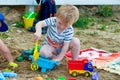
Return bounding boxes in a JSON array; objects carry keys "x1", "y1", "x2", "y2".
[{"x1": 34, "y1": 32, "x2": 41, "y2": 41}]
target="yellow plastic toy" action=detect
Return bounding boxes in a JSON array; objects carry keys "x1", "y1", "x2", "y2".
[
  {"x1": 30, "y1": 62, "x2": 39, "y2": 71},
  {"x1": 23, "y1": 17, "x2": 35, "y2": 29},
  {"x1": 9, "y1": 62, "x2": 18, "y2": 68},
  {"x1": 33, "y1": 41, "x2": 39, "y2": 61},
  {"x1": 31, "y1": 41, "x2": 39, "y2": 71},
  {"x1": 22, "y1": 12, "x2": 36, "y2": 29}
]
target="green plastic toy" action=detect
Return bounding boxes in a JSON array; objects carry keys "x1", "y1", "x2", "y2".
[
  {"x1": 23, "y1": 11, "x2": 37, "y2": 19},
  {"x1": 58, "y1": 77, "x2": 66, "y2": 80}
]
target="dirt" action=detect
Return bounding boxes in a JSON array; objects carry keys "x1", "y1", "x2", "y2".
[{"x1": 0, "y1": 6, "x2": 120, "y2": 80}]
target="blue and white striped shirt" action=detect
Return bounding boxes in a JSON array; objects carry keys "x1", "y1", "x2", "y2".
[{"x1": 43, "y1": 17, "x2": 74, "y2": 47}]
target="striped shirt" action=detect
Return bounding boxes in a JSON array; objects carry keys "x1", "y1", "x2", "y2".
[{"x1": 43, "y1": 17, "x2": 74, "y2": 47}]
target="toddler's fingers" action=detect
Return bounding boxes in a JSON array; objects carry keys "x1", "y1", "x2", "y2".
[
  {"x1": 34, "y1": 34, "x2": 39, "y2": 41},
  {"x1": 34, "y1": 35, "x2": 39, "y2": 41}
]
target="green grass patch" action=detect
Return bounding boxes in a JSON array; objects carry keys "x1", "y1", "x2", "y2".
[
  {"x1": 15, "y1": 21, "x2": 24, "y2": 28},
  {"x1": 114, "y1": 29, "x2": 120, "y2": 33},
  {"x1": 98, "y1": 25, "x2": 107, "y2": 31},
  {"x1": 0, "y1": 32, "x2": 9, "y2": 38},
  {"x1": 98, "y1": 5, "x2": 113, "y2": 17},
  {"x1": 0, "y1": 25, "x2": 15, "y2": 39},
  {"x1": 73, "y1": 16, "x2": 94, "y2": 29}
]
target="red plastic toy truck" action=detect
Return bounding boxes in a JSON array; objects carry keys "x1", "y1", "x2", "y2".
[
  {"x1": 67, "y1": 58, "x2": 94, "y2": 77},
  {"x1": 68, "y1": 78, "x2": 77, "y2": 80}
]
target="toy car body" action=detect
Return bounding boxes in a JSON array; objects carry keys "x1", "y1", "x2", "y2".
[
  {"x1": 67, "y1": 58, "x2": 94, "y2": 77},
  {"x1": 29, "y1": 55, "x2": 59, "y2": 73}
]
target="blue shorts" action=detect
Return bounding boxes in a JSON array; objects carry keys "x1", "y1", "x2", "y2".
[{"x1": 56, "y1": 48, "x2": 62, "y2": 54}]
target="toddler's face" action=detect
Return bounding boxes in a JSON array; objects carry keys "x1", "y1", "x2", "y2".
[{"x1": 56, "y1": 18, "x2": 68, "y2": 30}]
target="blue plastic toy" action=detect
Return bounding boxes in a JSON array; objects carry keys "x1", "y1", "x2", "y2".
[
  {"x1": 0, "y1": 72, "x2": 5, "y2": 80},
  {"x1": 2, "y1": 72, "x2": 17, "y2": 78},
  {"x1": 29, "y1": 55, "x2": 59, "y2": 73},
  {"x1": 92, "y1": 71, "x2": 98, "y2": 80}
]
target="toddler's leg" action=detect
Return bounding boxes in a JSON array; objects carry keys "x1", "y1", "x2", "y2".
[
  {"x1": 40, "y1": 45, "x2": 56, "y2": 58},
  {"x1": 69, "y1": 37, "x2": 80, "y2": 60},
  {"x1": 0, "y1": 39, "x2": 13, "y2": 62}
]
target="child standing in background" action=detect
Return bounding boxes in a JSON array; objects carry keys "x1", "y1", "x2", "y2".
[
  {"x1": 34, "y1": 4, "x2": 80, "y2": 61},
  {"x1": 0, "y1": 12, "x2": 18, "y2": 68},
  {"x1": 28, "y1": 0, "x2": 56, "y2": 34},
  {"x1": 37, "y1": 0, "x2": 56, "y2": 21}
]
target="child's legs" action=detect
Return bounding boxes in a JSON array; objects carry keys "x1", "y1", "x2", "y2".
[
  {"x1": 40, "y1": 45, "x2": 56, "y2": 58},
  {"x1": 69, "y1": 37, "x2": 80, "y2": 60},
  {"x1": 0, "y1": 39, "x2": 13, "y2": 62}
]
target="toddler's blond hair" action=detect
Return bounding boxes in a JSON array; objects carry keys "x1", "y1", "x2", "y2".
[{"x1": 56, "y1": 4, "x2": 79, "y2": 26}]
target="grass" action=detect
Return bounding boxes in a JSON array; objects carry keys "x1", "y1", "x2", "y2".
[
  {"x1": 15, "y1": 21, "x2": 24, "y2": 28},
  {"x1": 73, "y1": 16, "x2": 94, "y2": 29},
  {"x1": 0, "y1": 26, "x2": 14, "y2": 39},
  {"x1": 75, "y1": 30, "x2": 81, "y2": 35},
  {"x1": 114, "y1": 29, "x2": 120, "y2": 33},
  {"x1": 98, "y1": 25, "x2": 107, "y2": 31},
  {"x1": 98, "y1": 5, "x2": 113, "y2": 17},
  {"x1": 0, "y1": 32, "x2": 9, "y2": 38}
]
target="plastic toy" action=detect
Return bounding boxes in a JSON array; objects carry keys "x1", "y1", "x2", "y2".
[
  {"x1": 30, "y1": 41, "x2": 41, "y2": 71},
  {"x1": 34, "y1": 76, "x2": 44, "y2": 80},
  {"x1": 23, "y1": 11, "x2": 37, "y2": 19},
  {"x1": 0, "y1": 72, "x2": 17, "y2": 80},
  {"x1": 92, "y1": 72, "x2": 98, "y2": 80},
  {"x1": 0, "y1": 72, "x2": 5, "y2": 80},
  {"x1": 33, "y1": 41, "x2": 39, "y2": 61},
  {"x1": 23, "y1": 11, "x2": 37, "y2": 29},
  {"x1": 67, "y1": 78, "x2": 77, "y2": 80},
  {"x1": 2, "y1": 72, "x2": 17, "y2": 78},
  {"x1": 58, "y1": 77, "x2": 66, "y2": 80},
  {"x1": 16, "y1": 45, "x2": 41, "y2": 62},
  {"x1": 29, "y1": 55, "x2": 59, "y2": 73},
  {"x1": 67, "y1": 58, "x2": 94, "y2": 77},
  {"x1": 16, "y1": 50, "x2": 33, "y2": 62}
]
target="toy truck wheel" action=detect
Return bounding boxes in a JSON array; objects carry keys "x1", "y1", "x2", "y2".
[
  {"x1": 71, "y1": 71, "x2": 78, "y2": 77},
  {"x1": 30, "y1": 62, "x2": 39, "y2": 71},
  {"x1": 84, "y1": 72, "x2": 90, "y2": 77}
]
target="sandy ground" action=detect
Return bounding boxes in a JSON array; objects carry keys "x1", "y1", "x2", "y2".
[{"x1": 0, "y1": 6, "x2": 120, "y2": 80}]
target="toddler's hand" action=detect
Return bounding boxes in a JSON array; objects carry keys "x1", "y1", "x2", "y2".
[{"x1": 34, "y1": 32, "x2": 41, "y2": 41}]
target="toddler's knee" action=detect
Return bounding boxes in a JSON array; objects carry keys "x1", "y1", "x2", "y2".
[
  {"x1": 40, "y1": 50, "x2": 52, "y2": 58},
  {"x1": 72, "y1": 38, "x2": 80, "y2": 46},
  {"x1": 40, "y1": 50, "x2": 46, "y2": 57}
]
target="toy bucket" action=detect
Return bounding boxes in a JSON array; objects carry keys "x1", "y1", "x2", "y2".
[
  {"x1": 22, "y1": 12, "x2": 37, "y2": 29},
  {"x1": 23, "y1": 17, "x2": 35, "y2": 29}
]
